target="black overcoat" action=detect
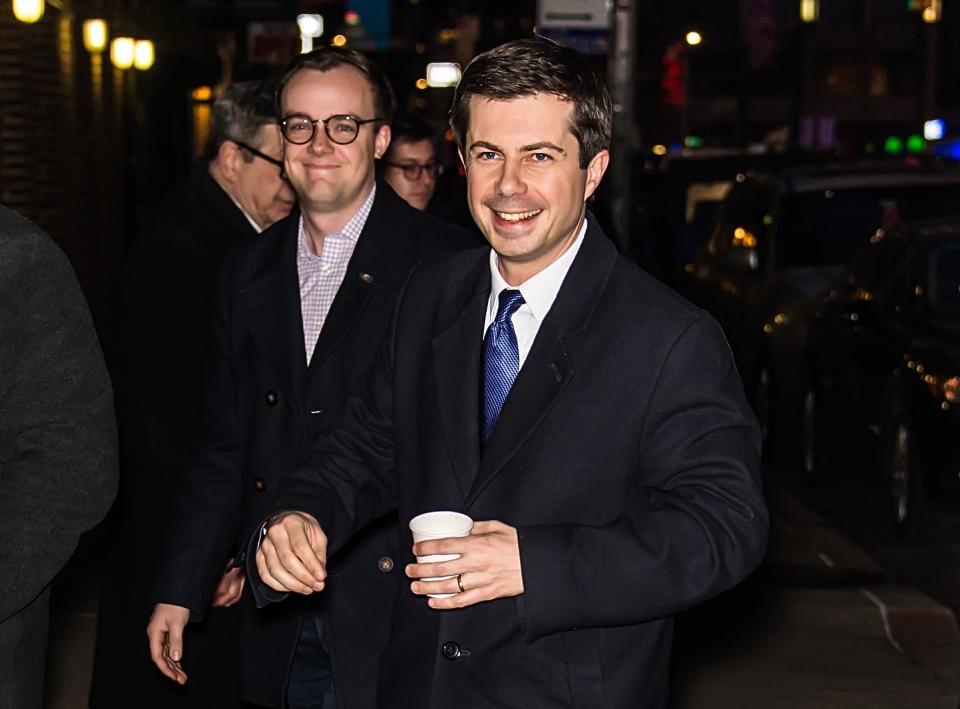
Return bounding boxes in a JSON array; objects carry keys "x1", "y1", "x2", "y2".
[
  {"x1": 92, "y1": 165, "x2": 259, "y2": 708},
  {"x1": 256, "y1": 219, "x2": 769, "y2": 708},
  {"x1": 155, "y1": 183, "x2": 475, "y2": 707}
]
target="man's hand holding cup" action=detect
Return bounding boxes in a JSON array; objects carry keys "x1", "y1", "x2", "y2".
[{"x1": 406, "y1": 512, "x2": 524, "y2": 609}]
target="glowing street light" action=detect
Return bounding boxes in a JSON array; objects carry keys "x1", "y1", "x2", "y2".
[
  {"x1": 110, "y1": 36, "x2": 135, "y2": 70},
  {"x1": 800, "y1": 0, "x2": 819, "y2": 23},
  {"x1": 925, "y1": 118, "x2": 945, "y2": 141},
  {"x1": 685, "y1": 31, "x2": 702, "y2": 47},
  {"x1": 425, "y1": 62, "x2": 461, "y2": 88},
  {"x1": 134, "y1": 39, "x2": 155, "y2": 70},
  {"x1": 12, "y1": 0, "x2": 44, "y2": 23},
  {"x1": 297, "y1": 13, "x2": 323, "y2": 53},
  {"x1": 922, "y1": 0, "x2": 942, "y2": 23},
  {"x1": 331, "y1": 34, "x2": 347, "y2": 47},
  {"x1": 82, "y1": 19, "x2": 108, "y2": 53}
]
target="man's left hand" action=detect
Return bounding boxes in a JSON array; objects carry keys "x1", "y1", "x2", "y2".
[{"x1": 406, "y1": 520, "x2": 524, "y2": 609}]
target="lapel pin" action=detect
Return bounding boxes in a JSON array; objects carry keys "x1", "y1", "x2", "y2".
[{"x1": 359, "y1": 272, "x2": 374, "y2": 284}]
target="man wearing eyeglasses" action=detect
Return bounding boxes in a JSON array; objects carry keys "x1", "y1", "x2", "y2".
[
  {"x1": 379, "y1": 116, "x2": 439, "y2": 212},
  {"x1": 145, "y1": 48, "x2": 472, "y2": 709},
  {"x1": 91, "y1": 80, "x2": 294, "y2": 709}
]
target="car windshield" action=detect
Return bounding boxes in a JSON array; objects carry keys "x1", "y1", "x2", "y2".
[
  {"x1": 927, "y1": 244, "x2": 960, "y2": 319},
  {"x1": 776, "y1": 184, "x2": 960, "y2": 268}
]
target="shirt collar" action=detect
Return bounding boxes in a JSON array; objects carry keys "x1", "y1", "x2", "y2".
[
  {"x1": 487, "y1": 216, "x2": 588, "y2": 325},
  {"x1": 298, "y1": 183, "x2": 376, "y2": 257}
]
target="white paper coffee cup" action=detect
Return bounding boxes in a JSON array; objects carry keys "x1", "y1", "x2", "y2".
[{"x1": 409, "y1": 511, "x2": 474, "y2": 598}]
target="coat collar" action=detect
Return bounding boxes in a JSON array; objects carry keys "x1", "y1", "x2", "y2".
[
  {"x1": 432, "y1": 217, "x2": 620, "y2": 505},
  {"x1": 239, "y1": 182, "x2": 421, "y2": 377}
]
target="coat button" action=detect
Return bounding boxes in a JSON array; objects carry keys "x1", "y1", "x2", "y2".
[
  {"x1": 265, "y1": 390, "x2": 279, "y2": 406},
  {"x1": 377, "y1": 556, "x2": 394, "y2": 573},
  {"x1": 441, "y1": 641, "x2": 461, "y2": 660},
  {"x1": 359, "y1": 272, "x2": 373, "y2": 284},
  {"x1": 253, "y1": 477, "x2": 266, "y2": 492}
]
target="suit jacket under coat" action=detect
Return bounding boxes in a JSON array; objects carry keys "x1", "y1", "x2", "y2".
[
  {"x1": 256, "y1": 219, "x2": 769, "y2": 708},
  {"x1": 154, "y1": 182, "x2": 474, "y2": 708}
]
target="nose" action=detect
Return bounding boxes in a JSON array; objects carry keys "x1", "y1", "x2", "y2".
[
  {"x1": 495, "y1": 157, "x2": 525, "y2": 198},
  {"x1": 308, "y1": 124, "x2": 334, "y2": 154}
]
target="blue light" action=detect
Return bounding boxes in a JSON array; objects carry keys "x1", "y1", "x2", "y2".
[{"x1": 932, "y1": 138, "x2": 960, "y2": 160}]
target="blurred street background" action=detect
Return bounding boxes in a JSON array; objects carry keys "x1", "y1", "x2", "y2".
[{"x1": 4, "y1": 0, "x2": 960, "y2": 706}]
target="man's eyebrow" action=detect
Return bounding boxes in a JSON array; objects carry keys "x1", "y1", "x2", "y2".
[
  {"x1": 520, "y1": 142, "x2": 566, "y2": 154},
  {"x1": 468, "y1": 141, "x2": 501, "y2": 152}
]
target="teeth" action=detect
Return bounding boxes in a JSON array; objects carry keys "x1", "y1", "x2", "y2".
[{"x1": 495, "y1": 209, "x2": 542, "y2": 222}]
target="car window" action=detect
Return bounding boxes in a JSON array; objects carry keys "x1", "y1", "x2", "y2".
[
  {"x1": 708, "y1": 182, "x2": 773, "y2": 258},
  {"x1": 775, "y1": 185, "x2": 960, "y2": 268},
  {"x1": 927, "y1": 244, "x2": 960, "y2": 318}
]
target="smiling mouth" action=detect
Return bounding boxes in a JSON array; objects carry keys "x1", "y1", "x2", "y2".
[{"x1": 494, "y1": 209, "x2": 542, "y2": 222}]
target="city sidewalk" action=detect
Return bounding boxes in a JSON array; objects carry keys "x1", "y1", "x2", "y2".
[
  {"x1": 672, "y1": 485, "x2": 960, "y2": 708},
  {"x1": 43, "y1": 485, "x2": 960, "y2": 707}
]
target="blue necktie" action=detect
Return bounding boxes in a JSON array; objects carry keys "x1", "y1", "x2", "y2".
[{"x1": 482, "y1": 289, "x2": 525, "y2": 444}]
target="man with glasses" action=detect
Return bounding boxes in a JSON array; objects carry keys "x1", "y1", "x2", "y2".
[
  {"x1": 91, "y1": 80, "x2": 293, "y2": 709},
  {"x1": 379, "y1": 115, "x2": 439, "y2": 212},
  {"x1": 146, "y1": 48, "x2": 472, "y2": 709}
]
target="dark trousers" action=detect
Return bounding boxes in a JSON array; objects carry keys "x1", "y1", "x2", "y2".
[
  {"x1": 0, "y1": 586, "x2": 49, "y2": 709},
  {"x1": 286, "y1": 612, "x2": 336, "y2": 709}
]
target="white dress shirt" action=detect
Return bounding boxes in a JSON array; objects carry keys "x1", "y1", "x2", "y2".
[{"x1": 483, "y1": 217, "x2": 588, "y2": 369}]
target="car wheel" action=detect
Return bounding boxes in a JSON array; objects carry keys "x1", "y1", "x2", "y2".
[
  {"x1": 800, "y1": 386, "x2": 819, "y2": 483},
  {"x1": 884, "y1": 411, "x2": 923, "y2": 536}
]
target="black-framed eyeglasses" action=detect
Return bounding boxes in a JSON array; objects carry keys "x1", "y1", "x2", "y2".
[
  {"x1": 383, "y1": 161, "x2": 441, "y2": 181},
  {"x1": 231, "y1": 139, "x2": 285, "y2": 172},
  {"x1": 280, "y1": 113, "x2": 383, "y2": 146}
]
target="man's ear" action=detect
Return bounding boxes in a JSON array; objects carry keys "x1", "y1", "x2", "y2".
[
  {"x1": 583, "y1": 148, "x2": 610, "y2": 202},
  {"x1": 374, "y1": 123, "x2": 391, "y2": 160},
  {"x1": 217, "y1": 140, "x2": 242, "y2": 183}
]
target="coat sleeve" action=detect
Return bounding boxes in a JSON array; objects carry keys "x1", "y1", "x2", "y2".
[
  {"x1": 248, "y1": 271, "x2": 404, "y2": 608},
  {"x1": 0, "y1": 212, "x2": 118, "y2": 623},
  {"x1": 150, "y1": 255, "x2": 245, "y2": 620},
  {"x1": 516, "y1": 313, "x2": 768, "y2": 640}
]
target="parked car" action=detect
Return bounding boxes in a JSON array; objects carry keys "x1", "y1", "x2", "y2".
[
  {"x1": 631, "y1": 148, "x2": 826, "y2": 284},
  {"x1": 801, "y1": 219, "x2": 960, "y2": 532},
  {"x1": 682, "y1": 164, "x2": 960, "y2": 447}
]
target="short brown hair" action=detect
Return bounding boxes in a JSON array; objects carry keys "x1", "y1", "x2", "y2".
[
  {"x1": 275, "y1": 47, "x2": 395, "y2": 124},
  {"x1": 450, "y1": 38, "x2": 612, "y2": 169}
]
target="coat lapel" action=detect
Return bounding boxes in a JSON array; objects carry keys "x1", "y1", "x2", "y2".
[
  {"x1": 309, "y1": 183, "x2": 410, "y2": 370},
  {"x1": 241, "y1": 210, "x2": 307, "y2": 391},
  {"x1": 466, "y1": 219, "x2": 618, "y2": 506},
  {"x1": 432, "y1": 257, "x2": 489, "y2": 500}
]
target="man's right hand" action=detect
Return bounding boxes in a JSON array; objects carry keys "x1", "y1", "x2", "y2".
[
  {"x1": 146, "y1": 603, "x2": 190, "y2": 685},
  {"x1": 255, "y1": 511, "x2": 328, "y2": 594}
]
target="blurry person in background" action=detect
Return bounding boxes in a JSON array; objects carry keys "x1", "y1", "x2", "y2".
[
  {"x1": 0, "y1": 205, "x2": 118, "y2": 709},
  {"x1": 379, "y1": 115, "x2": 439, "y2": 211},
  {"x1": 90, "y1": 80, "x2": 293, "y2": 709},
  {"x1": 145, "y1": 47, "x2": 472, "y2": 709}
]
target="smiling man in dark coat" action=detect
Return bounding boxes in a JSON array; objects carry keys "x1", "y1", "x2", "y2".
[
  {"x1": 146, "y1": 48, "x2": 473, "y2": 709},
  {"x1": 253, "y1": 39, "x2": 768, "y2": 708}
]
